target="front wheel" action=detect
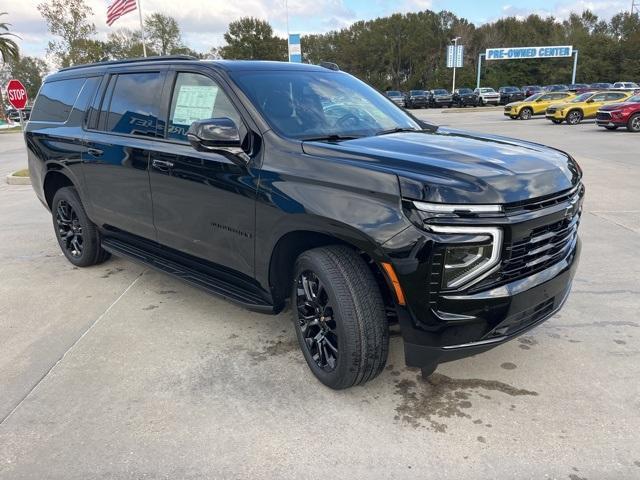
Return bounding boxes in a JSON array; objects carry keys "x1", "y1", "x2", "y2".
[
  {"x1": 566, "y1": 110, "x2": 583, "y2": 125},
  {"x1": 292, "y1": 246, "x2": 389, "y2": 390},
  {"x1": 51, "y1": 187, "x2": 110, "y2": 267},
  {"x1": 519, "y1": 108, "x2": 533, "y2": 120},
  {"x1": 627, "y1": 114, "x2": 640, "y2": 132}
]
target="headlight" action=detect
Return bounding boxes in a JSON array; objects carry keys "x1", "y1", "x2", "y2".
[{"x1": 429, "y1": 226, "x2": 503, "y2": 289}]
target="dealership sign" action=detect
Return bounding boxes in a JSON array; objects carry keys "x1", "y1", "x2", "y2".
[{"x1": 486, "y1": 45, "x2": 573, "y2": 60}]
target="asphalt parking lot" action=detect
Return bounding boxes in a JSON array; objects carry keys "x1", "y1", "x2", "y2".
[{"x1": 1, "y1": 110, "x2": 639, "y2": 479}]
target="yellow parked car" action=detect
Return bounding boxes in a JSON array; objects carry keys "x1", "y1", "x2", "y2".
[
  {"x1": 545, "y1": 90, "x2": 632, "y2": 125},
  {"x1": 504, "y1": 91, "x2": 575, "y2": 120}
]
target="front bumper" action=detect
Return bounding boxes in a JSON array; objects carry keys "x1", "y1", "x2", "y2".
[
  {"x1": 596, "y1": 117, "x2": 625, "y2": 128},
  {"x1": 545, "y1": 110, "x2": 565, "y2": 120},
  {"x1": 400, "y1": 239, "x2": 580, "y2": 368}
]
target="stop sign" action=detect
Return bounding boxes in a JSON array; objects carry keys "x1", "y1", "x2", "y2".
[{"x1": 6, "y1": 79, "x2": 28, "y2": 110}]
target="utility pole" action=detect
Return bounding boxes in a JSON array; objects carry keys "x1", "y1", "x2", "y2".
[
  {"x1": 632, "y1": 0, "x2": 638, "y2": 14},
  {"x1": 451, "y1": 36, "x2": 461, "y2": 93}
]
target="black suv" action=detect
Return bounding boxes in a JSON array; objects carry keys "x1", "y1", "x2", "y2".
[
  {"x1": 452, "y1": 88, "x2": 477, "y2": 107},
  {"x1": 498, "y1": 86, "x2": 525, "y2": 104},
  {"x1": 405, "y1": 90, "x2": 428, "y2": 109},
  {"x1": 26, "y1": 57, "x2": 583, "y2": 390}
]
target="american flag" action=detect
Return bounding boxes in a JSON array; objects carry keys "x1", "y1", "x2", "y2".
[{"x1": 107, "y1": 0, "x2": 137, "y2": 26}]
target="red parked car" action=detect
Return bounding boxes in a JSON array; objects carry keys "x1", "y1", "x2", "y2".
[{"x1": 596, "y1": 94, "x2": 640, "y2": 132}]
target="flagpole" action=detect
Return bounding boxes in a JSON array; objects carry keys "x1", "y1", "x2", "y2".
[{"x1": 137, "y1": 0, "x2": 148, "y2": 57}]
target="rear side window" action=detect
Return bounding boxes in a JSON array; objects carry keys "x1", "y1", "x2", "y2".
[
  {"x1": 104, "y1": 72, "x2": 162, "y2": 136},
  {"x1": 31, "y1": 78, "x2": 86, "y2": 123}
]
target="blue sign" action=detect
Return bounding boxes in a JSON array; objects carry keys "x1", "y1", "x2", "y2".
[
  {"x1": 486, "y1": 45, "x2": 573, "y2": 60},
  {"x1": 288, "y1": 34, "x2": 301, "y2": 63}
]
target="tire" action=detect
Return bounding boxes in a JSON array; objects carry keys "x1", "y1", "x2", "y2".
[
  {"x1": 627, "y1": 113, "x2": 640, "y2": 132},
  {"x1": 605, "y1": 126, "x2": 618, "y2": 130},
  {"x1": 551, "y1": 119, "x2": 563, "y2": 124},
  {"x1": 51, "y1": 187, "x2": 110, "y2": 267},
  {"x1": 291, "y1": 246, "x2": 389, "y2": 390},
  {"x1": 519, "y1": 107, "x2": 533, "y2": 120},
  {"x1": 566, "y1": 110, "x2": 583, "y2": 125},
  {"x1": 509, "y1": 115, "x2": 518, "y2": 120}
]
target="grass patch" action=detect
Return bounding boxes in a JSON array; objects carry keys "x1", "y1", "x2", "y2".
[
  {"x1": 12, "y1": 169, "x2": 29, "y2": 177},
  {"x1": 0, "y1": 126, "x2": 22, "y2": 134}
]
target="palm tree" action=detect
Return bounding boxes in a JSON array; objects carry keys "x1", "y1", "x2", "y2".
[{"x1": 0, "y1": 12, "x2": 20, "y2": 121}]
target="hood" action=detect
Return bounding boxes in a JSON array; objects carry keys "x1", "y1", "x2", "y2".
[
  {"x1": 599, "y1": 101, "x2": 639, "y2": 111},
  {"x1": 302, "y1": 129, "x2": 581, "y2": 205}
]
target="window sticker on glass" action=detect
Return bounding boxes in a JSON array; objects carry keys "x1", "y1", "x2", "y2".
[{"x1": 172, "y1": 85, "x2": 219, "y2": 126}]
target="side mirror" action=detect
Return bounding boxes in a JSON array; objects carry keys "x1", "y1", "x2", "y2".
[
  {"x1": 586, "y1": 98, "x2": 594, "y2": 103},
  {"x1": 186, "y1": 118, "x2": 249, "y2": 165},
  {"x1": 187, "y1": 117, "x2": 242, "y2": 150}
]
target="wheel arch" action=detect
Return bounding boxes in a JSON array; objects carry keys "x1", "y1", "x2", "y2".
[
  {"x1": 43, "y1": 170, "x2": 76, "y2": 209},
  {"x1": 267, "y1": 229, "x2": 394, "y2": 311}
]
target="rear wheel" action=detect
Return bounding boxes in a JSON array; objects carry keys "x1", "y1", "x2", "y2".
[
  {"x1": 627, "y1": 114, "x2": 640, "y2": 132},
  {"x1": 52, "y1": 187, "x2": 110, "y2": 267},
  {"x1": 519, "y1": 108, "x2": 533, "y2": 120},
  {"x1": 292, "y1": 246, "x2": 389, "y2": 390},
  {"x1": 566, "y1": 110, "x2": 583, "y2": 125}
]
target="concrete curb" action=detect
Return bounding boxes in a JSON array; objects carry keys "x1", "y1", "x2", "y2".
[{"x1": 6, "y1": 172, "x2": 31, "y2": 185}]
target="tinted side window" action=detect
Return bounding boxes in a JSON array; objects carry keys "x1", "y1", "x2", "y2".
[
  {"x1": 591, "y1": 93, "x2": 607, "y2": 102},
  {"x1": 106, "y1": 72, "x2": 161, "y2": 136},
  {"x1": 606, "y1": 92, "x2": 626, "y2": 100},
  {"x1": 30, "y1": 78, "x2": 86, "y2": 123},
  {"x1": 67, "y1": 77, "x2": 101, "y2": 127},
  {"x1": 167, "y1": 72, "x2": 241, "y2": 143}
]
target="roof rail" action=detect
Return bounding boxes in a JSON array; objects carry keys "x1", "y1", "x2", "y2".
[{"x1": 58, "y1": 55, "x2": 198, "y2": 72}]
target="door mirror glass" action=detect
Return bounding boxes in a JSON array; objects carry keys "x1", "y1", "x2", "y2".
[{"x1": 187, "y1": 117, "x2": 242, "y2": 151}]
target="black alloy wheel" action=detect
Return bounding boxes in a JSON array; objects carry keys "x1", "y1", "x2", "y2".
[
  {"x1": 295, "y1": 270, "x2": 338, "y2": 371},
  {"x1": 56, "y1": 200, "x2": 83, "y2": 258},
  {"x1": 51, "y1": 186, "x2": 110, "y2": 267},
  {"x1": 291, "y1": 246, "x2": 389, "y2": 389}
]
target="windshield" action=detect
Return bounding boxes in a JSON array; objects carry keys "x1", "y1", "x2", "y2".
[
  {"x1": 386, "y1": 90, "x2": 402, "y2": 97},
  {"x1": 433, "y1": 89, "x2": 448, "y2": 95},
  {"x1": 570, "y1": 93, "x2": 593, "y2": 103},
  {"x1": 458, "y1": 89, "x2": 472, "y2": 94},
  {"x1": 232, "y1": 71, "x2": 420, "y2": 140},
  {"x1": 524, "y1": 93, "x2": 542, "y2": 101},
  {"x1": 628, "y1": 94, "x2": 640, "y2": 102},
  {"x1": 410, "y1": 90, "x2": 424, "y2": 95},
  {"x1": 480, "y1": 88, "x2": 495, "y2": 93}
]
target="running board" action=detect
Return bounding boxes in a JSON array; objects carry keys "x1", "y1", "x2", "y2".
[{"x1": 101, "y1": 237, "x2": 275, "y2": 313}]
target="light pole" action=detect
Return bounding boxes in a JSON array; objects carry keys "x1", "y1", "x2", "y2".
[{"x1": 451, "y1": 36, "x2": 461, "y2": 93}]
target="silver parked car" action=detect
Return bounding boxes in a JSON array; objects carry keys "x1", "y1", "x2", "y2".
[{"x1": 385, "y1": 90, "x2": 405, "y2": 107}]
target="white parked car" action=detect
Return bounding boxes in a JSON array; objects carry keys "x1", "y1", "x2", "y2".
[
  {"x1": 612, "y1": 82, "x2": 639, "y2": 90},
  {"x1": 473, "y1": 87, "x2": 501, "y2": 106}
]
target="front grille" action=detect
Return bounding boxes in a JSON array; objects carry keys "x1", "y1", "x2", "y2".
[
  {"x1": 596, "y1": 111, "x2": 612, "y2": 120},
  {"x1": 504, "y1": 106, "x2": 512, "y2": 111},
  {"x1": 499, "y1": 211, "x2": 580, "y2": 284}
]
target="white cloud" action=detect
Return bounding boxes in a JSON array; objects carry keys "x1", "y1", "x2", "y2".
[{"x1": 499, "y1": 0, "x2": 630, "y2": 21}]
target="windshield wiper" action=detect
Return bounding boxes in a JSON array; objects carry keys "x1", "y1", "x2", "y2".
[
  {"x1": 375, "y1": 127, "x2": 421, "y2": 136},
  {"x1": 301, "y1": 134, "x2": 361, "y2": 142}
]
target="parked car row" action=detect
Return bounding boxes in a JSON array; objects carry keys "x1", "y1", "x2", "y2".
[
  {"x1": 4, "y1": 107, "x2": 31, "y2": 122},
  {"x1": 503, "y1": 90, "x2": 640, "y2": 131}
]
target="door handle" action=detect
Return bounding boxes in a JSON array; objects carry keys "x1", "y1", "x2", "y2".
[
  {"x1": 152, "y1": 159, "x2": 174, "y2": 170},
  {"x1": 87, "y1": 148, "x2": 103, "y2": 157}
]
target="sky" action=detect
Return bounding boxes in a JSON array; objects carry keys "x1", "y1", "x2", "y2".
[{"x1": 0, "y1": 0, "x2": 633, "y2": 60}]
